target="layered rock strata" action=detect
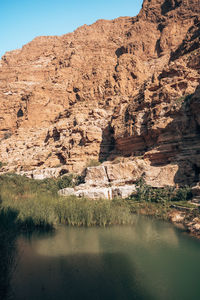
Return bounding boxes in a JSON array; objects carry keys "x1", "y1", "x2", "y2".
[{"x1": 0, "y1": 0, "x2": 200, "y2": 187}]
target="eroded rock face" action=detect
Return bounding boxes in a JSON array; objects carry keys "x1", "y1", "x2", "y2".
[
  {"x1": 20, "y1": 167, "x2": 64, "y2": 180},
  {"x1": 84, "y1": 159, "x2": 178, "y2": 187},
  {"x1": 0, "y1": 0, "x2": 200, "y2": 187}
]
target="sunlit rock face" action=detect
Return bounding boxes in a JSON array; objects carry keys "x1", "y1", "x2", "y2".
[
  {"x1": 0, "y1": 0, "x2": 200, "y2": 187},
  {"x1": 58, "y1": 185, "x2": 137, "y2": 200}
]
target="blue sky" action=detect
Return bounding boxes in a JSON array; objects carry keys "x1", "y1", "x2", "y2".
[{"x1": 1, "y1": 0, "x2": 143, "y2": 58}]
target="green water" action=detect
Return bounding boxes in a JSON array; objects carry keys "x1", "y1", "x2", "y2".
[{"x1": 8, "y1": 216, "x2": 200, "y2": 299}]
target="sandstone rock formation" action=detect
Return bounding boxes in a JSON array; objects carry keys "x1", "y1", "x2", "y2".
[{"x1": 0, "y1": 0, "x2": 200, "y2": 188}]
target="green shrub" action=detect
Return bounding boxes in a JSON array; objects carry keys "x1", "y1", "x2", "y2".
[
  {"x1": 86, "y1": 159, "x2": 101, "y2": 168},
  {"x1": 132, "y1": 177, "x2": 192, "y2": 203},
  {"x1": 56, "y1": 174, "x2": 74, "y2": 189},
  {"x1": 172, "y1": 186, "x2": 192, "y2": 202},
  {"x1": 0, "y1": 173, "x2": 76, "y2": 197},
  {"x1": 0, "y1": 173, "x2": 193, "y2": 230}
]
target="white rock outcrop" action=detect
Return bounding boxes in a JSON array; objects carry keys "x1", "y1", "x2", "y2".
[
  {"x1": 58, "y1": 184, "x2": 136, "y2": 200},
  {"x1": 19, "y1": 167, "x2": 63, "y2": 179}
]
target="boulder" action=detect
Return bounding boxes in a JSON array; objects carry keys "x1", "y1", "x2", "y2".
[
  {"x1": 84, "y1": 166, "x2": 109, "y2": 186},
  {"x1": 58, "y1": 184, "x2": 136, "y2": 200},
  {"x1": 111, "y1": 185, "x2": 136, "y2": 199}
]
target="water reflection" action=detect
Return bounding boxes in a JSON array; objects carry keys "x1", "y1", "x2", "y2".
[
  {"x1": 34, "y1": 216, "x2": 180, "y2": 258},
  {"x1": 3, "y1": 215, "x2": 200, "y2": 300},
  {"x1": 34, "y1": 227, "x2": 101, "y2": 256},
  {"x1": 0, "y1": 209, "x2": 18, "y2": 300},
  {"x1": 12, "y1": 251, "x2": 153, "y2": 300}
]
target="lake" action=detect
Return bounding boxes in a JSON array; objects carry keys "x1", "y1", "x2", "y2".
[{"x1": 5, "y1": 216, "x2": 200, "y2": 300}]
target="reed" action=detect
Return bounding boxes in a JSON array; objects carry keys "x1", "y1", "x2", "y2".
[
  {"x1": 55, "y1": 197, "x2": 132, "y2": 227},
  {"x1": 0, "y1": 173, "x2": 193, "y2": 230},
  {"x1": 0, "y1": 174, "x2": 132, "y2": 229}
]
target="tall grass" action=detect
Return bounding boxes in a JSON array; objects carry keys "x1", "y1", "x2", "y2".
[
  {"x1": 0, "y1": 174, "x2": 132, "y2": 229},
  {"x1": 1, "y1": 173, "x2": 193, "y2": 230},
  {"x1": 0, "y1": 174, "x2": 57, "y2": 229},
  {"x1": 55, "y1": 197, "x2": 132, "y2": 227}
]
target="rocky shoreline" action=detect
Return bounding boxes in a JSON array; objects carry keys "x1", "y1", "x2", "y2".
[
  {"x1": 169, "y1": 207, "x2": 200, "y2": 238},
  {"x1": 1, "y1": 170, "x2": 200, "y2": 238},
  {"x1": 135, "y1": 201, "x2": 200, "y2": 239},
  {"x1": 16, "y1": 163, "x2": 200, "y2": 238},
  {"x1": 57, "y1": 169, "x2": 200, "y2": 238}
]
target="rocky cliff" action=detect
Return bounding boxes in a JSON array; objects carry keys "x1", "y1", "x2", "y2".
[{"x1": 0, "y1": 0, "x2": 200, "y2": 187}]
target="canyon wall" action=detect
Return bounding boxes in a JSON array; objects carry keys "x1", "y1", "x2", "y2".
[{"x1": 0, "y1": 0, "x2": 200, "y2": 186}]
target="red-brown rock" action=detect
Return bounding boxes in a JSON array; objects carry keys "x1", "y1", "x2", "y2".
[{"x1": 0, "y1": 0, "x2": 200, "y2": 187}]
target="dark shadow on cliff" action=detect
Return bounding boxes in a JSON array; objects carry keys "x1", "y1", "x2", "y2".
[
  {"x1": 146, "y1": 87, "x2": 200, "y2": 186},
  {"x1": 170, "y1": 20, "x2": 200, "y2": 61},
  {"x1": 99, "y1": 84, "x2": 200, "y2": 186},
  {"x1": 161, "y1": 0, "x2": 182, "y2": 15},
  {"x1": 99, "y1": 125, "x2": 115, "y2": 162}
]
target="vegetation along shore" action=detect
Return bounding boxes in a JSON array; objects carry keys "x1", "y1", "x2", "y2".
[{"x1": 0, "y1": 173, "x2": 200, "y2": 238}]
